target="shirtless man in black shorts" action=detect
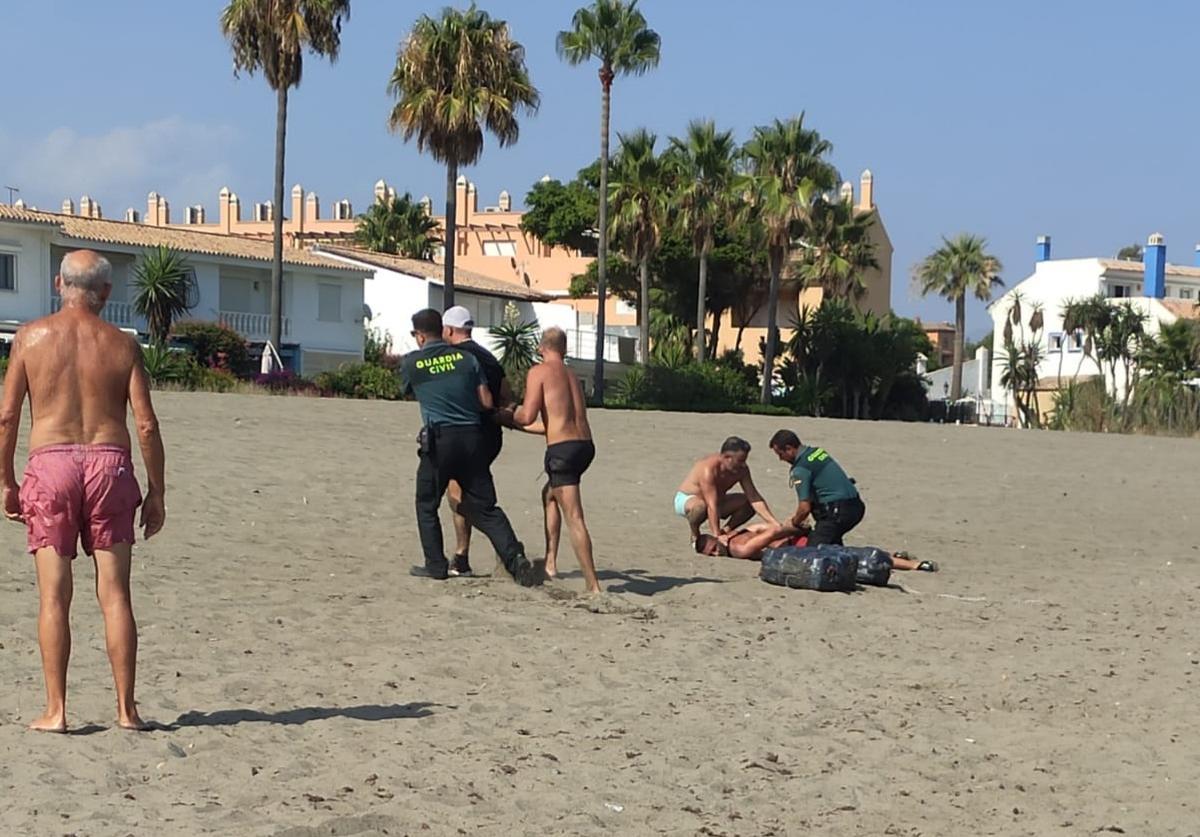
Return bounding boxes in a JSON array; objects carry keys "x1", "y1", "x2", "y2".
[{"x1": 503, "y1": 327, "x2": 601, "y2": 594}]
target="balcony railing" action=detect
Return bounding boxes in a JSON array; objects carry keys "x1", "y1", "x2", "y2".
[
  {"x1": 566, "y1": 327, "x2": 639, "y2": 364},
  {"x1": 219, "y1": 310, "x2": 291, "y2": 338},
  {"x1": 52, "y1": 296, "x2": 140, "y2": 329}
]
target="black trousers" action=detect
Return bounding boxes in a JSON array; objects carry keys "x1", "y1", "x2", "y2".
[
  {"x1": 807, "y1": 496, "x2": 866, "y2": 547},
  {"x1": 415, "y1": 425, "x2": 524, "y2": 576}
]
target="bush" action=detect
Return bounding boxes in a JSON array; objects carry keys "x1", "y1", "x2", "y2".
[
  {"x1": 142, "y1": 344, "x2": 195, "y2": 386},
  {"x1": 192, "y1": 367, "x2": 240, "y2": 393},
  {"x1": 612, "y1": 361, "x2": 758, "y2": 412},
  {"x1": 254, "y1": 369, "x2": 318, "y2": 395},
  {"x1": 0, "y1": 356, "x2": 8, "y2": 380},
  {"x1": 173, "y1": 321, "x2": 250, "y2": 375},
  {"x1": 314, "y1": 363, "x2": 403, "y2": 400}
]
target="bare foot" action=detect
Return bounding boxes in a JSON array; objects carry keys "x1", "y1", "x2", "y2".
[
  {"x1": 586, "y1": 586, "x2": 603, "y2": 596},
  {"x1": 29, "y1": 713, "x2": 67, "y2": 733},
  {"x1": 545, "y1": 563, "x2": 559, "y2": 580},
  {"x1": 118, "y1": 708, "x2": 149, "y2": 731}
]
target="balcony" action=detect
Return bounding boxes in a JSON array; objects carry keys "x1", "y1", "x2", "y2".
[
  {"x1": 219, "y1": 310, "x2": 291, "y2": 339},
  {"x1": 52, "y1": 296, "x2": 141, "y2": 330}
]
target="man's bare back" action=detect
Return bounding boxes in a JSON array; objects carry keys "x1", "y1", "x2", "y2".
[{"x1": 522, "y1": 355, "x2": 591, "y2": 445}]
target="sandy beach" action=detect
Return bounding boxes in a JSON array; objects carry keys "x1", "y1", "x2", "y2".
[{"x1": 1, "y1": 391, "x2": 1197, "y2": 836}]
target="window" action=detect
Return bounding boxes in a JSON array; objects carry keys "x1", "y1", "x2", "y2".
[
  {"x1": 317, "y1": 283, "x2": 342, "y2": 322},
  {"x1": 1048, "y1": 332, "x2": 1064, "y2": 352},
  {"x1": 1067, "y1": 329, "x2": 1084, "y2": 352},
  {"x1": 615, "y1": 298, "x2": 637, "y2": 317},
  {"x1": 0, "y1": 253, "x2": 14, "y2": 291},
  {"x1": 1110, "y1": 284, "x2": 1130, "y2": 298},
  {"x1": 482, "y1": 240, "x2": 517, "y2": 257},
  {"x1": 1182, "y1": 288, "x2": 1194, "y2": 300},
  {"x1": 454, "y1": 291, "x2": 506, "y2": 327}
]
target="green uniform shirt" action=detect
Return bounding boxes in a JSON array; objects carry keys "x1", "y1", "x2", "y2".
[
  {"x1": 789, "y1": 445, "x2": 858, "y2": 505},
  {"x1": 402, "y1": 339, "x2": 486, "y2": 427}
]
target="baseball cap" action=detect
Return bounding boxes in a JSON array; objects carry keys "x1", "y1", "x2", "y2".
[{"x1": 442, "y1": 305, "x2": 474, "y2": 329}]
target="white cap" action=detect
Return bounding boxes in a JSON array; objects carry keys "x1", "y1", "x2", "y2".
[{"x1": 443, "y1": 305, "x2": 474, "y2": 329}]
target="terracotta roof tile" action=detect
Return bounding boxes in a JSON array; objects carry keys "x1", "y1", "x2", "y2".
[
  {"x1": 1100, "y1": 259, "x2": 1200, "y2": 279},
  {"x1": 315, "y1": 245, "x2": 550, "y2": 301},
  {"x1": 1159, "y1": 299, "x2": 1200, "y2": 320},
  {"x1": 0, "y1": 206, "x2": 366, "y2": 274}
]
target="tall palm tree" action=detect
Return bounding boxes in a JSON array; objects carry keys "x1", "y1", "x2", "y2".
[
  {"x1": 354, "y1": 192, "x2": 440, "y2": 259},
  {"x1": 389, "y1": 4, "x2": 540, "y2": 306},
  {"x1": 914, "y1": 233, "x2": 1004, "y2": 401},
  {"x1": 794, "y1": 198, "x2": 880, "y2": 302},
  {"x1": 609, "y1": 129, "x2": 670, "y2": 362},
  {"x1": 132, "y1": 246, "x2": 195, "y2": 345},
  {"x1": 668, "y1": 119, "x2": 739, "y2": 360},
  {"x1": 743, "y1": 115, "x2": 838, "y2": 403},
  {"x1": 221, "y1": 0, "x2": 351, "y2": 355},
  {"x1": 558, "y1": 0, "x2": 660, "y2": 401}
]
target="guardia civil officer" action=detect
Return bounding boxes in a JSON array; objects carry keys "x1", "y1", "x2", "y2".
[
  {"x1": 402, "y1": 308, "x2": 541, "y2": 586},
  {"x1": 767, "y1": 429, "x2": 865, "y2": 547}
]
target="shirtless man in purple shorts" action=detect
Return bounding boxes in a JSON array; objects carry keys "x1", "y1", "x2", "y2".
[{"x1": 2, "y1": 250, "x2": 166, "y2": 732}]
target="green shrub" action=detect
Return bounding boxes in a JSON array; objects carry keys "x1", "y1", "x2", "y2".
[
  {"x1": 611, "y1": 361, "x2": 757, "y2": 412},
  {"x1": 141, "y1": 344, "x2": 194, "y2": 386},
  {"x1": 315, "y1": 363, "x2": 402, "y2": 400},
  {"x1": 192, "y1": 367, "x2": 240, "y2": 393},
  {"x1": 173, "y1": 321, "x2": 250, "y2": 375},
  {"x1": 0, "y1": 355, "x2": 8, "y2": 380}
]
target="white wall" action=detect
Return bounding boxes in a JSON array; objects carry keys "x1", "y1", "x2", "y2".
[
  {"x1": 0, "y1": 225, "x2": 53, "y2": 324},
  {"x1": 288, "y1": 270, "x2": 365, "y2": 357}
]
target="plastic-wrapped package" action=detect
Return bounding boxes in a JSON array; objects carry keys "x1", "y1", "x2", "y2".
[{"x1": 759, "y1": 546, "x2": 856, "y2": 592}]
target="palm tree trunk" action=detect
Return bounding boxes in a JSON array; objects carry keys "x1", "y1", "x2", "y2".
[
  {"x1": 638, "y1": 257, "x2": 650, "y2": 364},
  {"x1": 760, "y1": 247, "x2": 783, "y2": 404},
  {"x1": 695, "y1": 249, "x2": 708, "y2": 361},
  {"x1": 594, "y1": 66, "x2": 614, "y2": 402},
  {"x1": 270, "y1": 85, "x2": 288, "y2": 360},
  {"x1": 951, "y1": 294, "x2": 965, "y2": 400},
  {"x1": 710, "y1": 308, "x2": 722, "y2": 361},
  {"x1": 443, "y1": 160, "x2": 458, "y2": 308}
]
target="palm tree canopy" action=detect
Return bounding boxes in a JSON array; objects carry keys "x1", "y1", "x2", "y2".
[
  {"x1": 354, "y1": 193, "x2": 440, "y2": 259},
  {"x1": 132, "y1": 246, "x2": 195, "y2": 344},
  {"x1": 388, "y1": 4, "x2": 540, "y2": 168},
  {"x1": 743, "y1": 115, "x2": 838, "y2": 252},
  {"x1": 914, "y1": 233, "x2": 1004, "y2": 304},
  {"x1": 667, "y1": 119, "x2": 739, "y2": 256},
  {"x1": 220, "y1": 0, "x2": 350, "y2": 89},
  {"x1": 608, "y1": 128, "x2": 671, "y2": 265},
  {"x1": 556, "y1": 0, "x2": 661, "y2": 80},
  {"x1": 793, "y1": 198, "x2": 880, "y2": 300}
]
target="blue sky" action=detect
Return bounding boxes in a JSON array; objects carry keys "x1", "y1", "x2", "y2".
[{"x1": 3, "y1": 0, "x2": 1197, "y2": 335}]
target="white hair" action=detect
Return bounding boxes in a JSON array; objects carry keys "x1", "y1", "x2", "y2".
[{"x1": 60, "y1": 250, "x2": 112, "y2": 308}]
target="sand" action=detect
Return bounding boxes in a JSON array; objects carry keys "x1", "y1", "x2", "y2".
[{"x1": 1, "y1": 391, "x2": 1198, "y2": 836}]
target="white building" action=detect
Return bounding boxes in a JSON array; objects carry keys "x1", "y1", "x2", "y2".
[
  {"x1": 987, "y1": 233, "x2": 1200, "y2": 419},
  {"x1": 0, "y1": 204, "x2": 369, "y2": 373},
  {"x1": 313, "y1": 245, "x2": 599, "y2": 359}
]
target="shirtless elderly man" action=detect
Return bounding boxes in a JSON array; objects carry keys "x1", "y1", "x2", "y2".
[
  {"x1": 1, "y1": 250, "x2": 165, "y2": 733},
  {"x1": 676, "y1": 437, "x2": 780, "y2": 542},
  {"x1": 504, "y1": 327, "x2": 601, "y2": 594}
]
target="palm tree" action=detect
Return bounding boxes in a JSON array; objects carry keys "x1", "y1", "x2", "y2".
[
  {"x1": 609, "y1": 129, "x2": 670, "y2": 363},
  {"x1": 794, "y1": 198, "x2": 880, "y2": 302},
  {"x1": 914, "y1": 234, "x2": 1004, "y2": 401},
  {"x1": 668, "y1": 119, "x2": 739, "y2": 360},
  {"x1": 354, "y1": 192, "x2": 440, "y2": 259},
  {"x1": 744, "y1": 115, "x2": 838, "y2": 403},
  {"x1": 389, "y1": 5, "x2": 540, "y2": 307},
  {"x1": 132, "y1": 246, "x2": 195, "y2": 344},
  {"x1": 221, "y1": 0, "x2": 351, "y2": 355},
  {"x1": 558, "y1": 0, "x2": 660, "y2": 400}
]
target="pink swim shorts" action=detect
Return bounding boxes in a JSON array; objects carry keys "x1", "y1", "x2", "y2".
[{"x1": 20, "y1": 444, "x2": 143, "y2": 559}]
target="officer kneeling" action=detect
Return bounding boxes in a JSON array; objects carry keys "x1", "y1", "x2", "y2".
[{"x1": 403, "y1": 308, "x2": 542, "y2": 586}]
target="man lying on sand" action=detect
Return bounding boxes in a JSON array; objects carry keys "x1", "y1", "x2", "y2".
[
  {"x1": 676, "y1": 437, "x2": 781, "y2": 542},
  {"x1": 1, "y1": 250, "x2": 166, "y2": 733},
  {"x1": 694, "y1": 524, "x2": 939, "y2": 572}
]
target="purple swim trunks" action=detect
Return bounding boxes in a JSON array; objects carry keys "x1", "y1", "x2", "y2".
[{"x1": 19, "y1": 444, "x2": 142, "y2": 559}]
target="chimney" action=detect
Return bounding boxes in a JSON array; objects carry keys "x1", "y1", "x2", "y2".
[
  {"x1": 62, "y1": 198, "x2": 75, "y2": 215},
  {"x1": 334, "y1": 199, "x2": 352, "y2": 220},
  {"x1": 291, "y1": 184, "x2": 304, "y2": 232},
  {"x1": 306, "y1": 191, "x2": 320, "y2": 221},
  {"x1": 1144, "y1": 233, "x2": 1166, "y2": 298},
  {"x1": 467, "y1": 181, "x2": 478, "y2": 214},
  {"x1": 125, "y1": 208, "x2": 140, "y2": 223},
  {"x1": 157, "y1": 195, "x2": 170, "y2": 225},
  {"x1": 455, "y1": 175, "x2": 468, "y2": 226},
  {"x1": 80, "y1": 196, "x2": 93, "y2": 217},
  {"x1": 147, "y1": 192, "x2": 158, "y2": 224},
  {"x1": 229, "y1": 193, "x2": 241, "y2": 224},
  {"x1": 419, "y1": 195, "x2": 432, "y2": 216},
  {"x1": 858, "y1": 169, "x2": 874, "y2": 210},
  {"x1": 1036, "y1": 235, "x2": 1052, "y2": 262},
  {"x1": 218, "y1": 187, "x2": 232, "y2": 231},
  {"x1": 13, "y1": 198, "x2": 26, "y2": 210},
  {"x1": 498, "y1": 190, "x2": 511, "y2": 211},
  {"x1": 1193, "y1": 244, "x2": 1200, "y2": 268},
  {"x1": 373, "y1": 179, "x2": 388, "y2": 204},
  {"x1": 839, "y1": 181, "x2": 854, "y2": 204}
]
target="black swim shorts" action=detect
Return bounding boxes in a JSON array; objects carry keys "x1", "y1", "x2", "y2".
[{"x1": 544, "y1": 439, "x2": 596, "y2": 488}]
